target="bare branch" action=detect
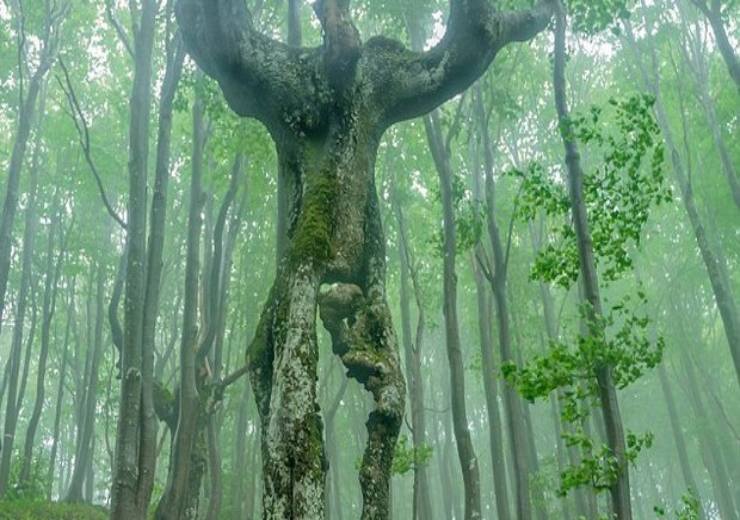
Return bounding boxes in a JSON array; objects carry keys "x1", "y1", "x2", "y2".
[
  {"x1": 57, "y1": 59, "x2": 127, "y2": 230},
  {"x1": 105, "y1": 0, "x2": 135, "y2": 59}
]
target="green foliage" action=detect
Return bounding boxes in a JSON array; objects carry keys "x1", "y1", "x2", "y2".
[
  {"x1": 391, "y1": 436, "x2": 433, "y2": 476},
  {"x1": 654, "y1": 490, "x2": 701, "y2": 519},
  {"x1": 514, "y1": 94, "x2": 670, "y2": 288},
  {"x1": 0, "y1": 501, "x2": 106, "y2": 520},
  {"x1": 566, "y1": 0, "x2": 631, "y2": 35}
]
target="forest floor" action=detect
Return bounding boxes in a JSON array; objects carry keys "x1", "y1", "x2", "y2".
[{"x1": 0, "y1": 500, "x2": 106, "y2": 519}]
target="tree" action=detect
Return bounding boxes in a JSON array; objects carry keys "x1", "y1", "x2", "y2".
[{"x1": 175, "y1": 0, "x2": 554, "y2": 517}]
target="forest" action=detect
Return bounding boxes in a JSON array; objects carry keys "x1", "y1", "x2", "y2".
[{"x1": 0, "y1": 0, "x2": 738, "y2": 519}]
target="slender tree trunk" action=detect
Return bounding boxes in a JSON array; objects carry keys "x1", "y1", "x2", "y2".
[
  {"x1": 554, "y1": 4, "x2": 632, "y2": 517},
  {"x1": 657, "y1": 363, "x2": 705, "y2": 519},
  {"x1": 0, "y1": 11, "x2": 61, "y2": 334},
  {"x1": 393, "y1": 193, "x2": 434, "y2": 520},
  {"x1": 47, "y1": 279, "x2": 74, "y2": 500},
  {"x1": 679, "y1": 347, "x2": 739, "y2": 519},
  {"x1": 691, "y1": 0, "x2": 740, "y2": 90},
  {"x1": 423, "y1": 110, "x2": 482, "y2": 520},
  {"x1": 66, "y1": 265, "x2": 106, "y2": 502},
  {"x1": 156, "y1": 94, "x2": 207, "y2": 520},
  {"x1": 624, "y1": 15, "x2": 740, "y2": 388},
  {"x1": 474, "y1": 87, "x2": 533, "y2": 520},
  {"x1": 0, "y1": 135, "x2": 41, "y2": 496},
  {"x1": 19, "y1": 195, "x2": 63, "y2": 487}
]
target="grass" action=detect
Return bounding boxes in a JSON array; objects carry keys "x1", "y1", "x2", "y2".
[{"x1": 0, "y1": 500, "x2": 107, "y2": 519}]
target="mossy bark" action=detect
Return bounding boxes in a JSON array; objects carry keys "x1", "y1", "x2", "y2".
[{"x1": 247, "y1": 104, "x2": 405, "y2": 519}]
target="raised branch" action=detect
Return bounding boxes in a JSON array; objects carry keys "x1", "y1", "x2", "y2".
[{"x1": 375, "y1": 0, "x2": 555, "y2": 126}]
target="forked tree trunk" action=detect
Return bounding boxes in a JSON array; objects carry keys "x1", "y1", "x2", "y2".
[
  {"x1": 177, "y1": 1, "x2": 554, "y2": 516},
  {"x1": 247, "y1": 114, "x2": 406, "y2": 519}
]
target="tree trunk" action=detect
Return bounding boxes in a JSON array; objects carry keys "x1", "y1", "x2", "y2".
[
  {"x1": 46, "y1": 279, "x2": 74, "y2": 500},
  {"x1": 19, "y1": 195, "x2": 63, "y2": 487},
  {"x1": 624, "y1": 13, "x2": 740, "y2": 389},
  {"x1": 65, "y1": 265, "x2": 105, "y2": 502},
  {"x1": 679, "y1": 347, "x2": 739, "y2": 519},
  {"x1": 0, "y1": 8, "x2": 62, "y2": 334},
  {"x1": 474, "y1": 87, "x2": 533, "y2": 520},
  {"x1": 155, "y1": 94, "x2": 208, "y2": 520},
  {"x1": 422, "y1": 110, "x2": 482, "y2": 520},
  {"x1": 692, "y1": 0, "x2": 740, "y2": 90},
  {"x1": 110, "y1": 0, "x2": 159, "y2": 517},
  {"x1": 553, "y1": 3, "x2": 632, "y2": 518},
  {"x1": 657, "y1": 363, "x2": 705, "y2": 519},
  {"x1": 393, "y1": 194, "x2": 434, "y2": 520},
  {"x1": 0, "y1": 134, "x2": 41, "y2": 496},
  {"x1": 176, "y1": 1, "x2": 555, "y2": 515}
]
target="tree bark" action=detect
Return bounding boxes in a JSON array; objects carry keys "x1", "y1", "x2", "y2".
[
  {"x1": 554, "y1": 3, "x2": 632, "y2": 517},
  {"x1": 110, "y1": 0, "x2": 160, "y2": 517}
]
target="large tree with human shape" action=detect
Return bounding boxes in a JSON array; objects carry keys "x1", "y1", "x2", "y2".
[{"x1": 176, "y1": 0, "x2": 553, "y2": 518}]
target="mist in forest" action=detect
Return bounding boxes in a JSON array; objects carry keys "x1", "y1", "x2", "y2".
[{"x1": 0, "y1": 0, "x2": 738, "y2": 519}]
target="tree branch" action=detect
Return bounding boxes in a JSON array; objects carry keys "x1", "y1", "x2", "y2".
[
  {"x1": 105, "y1": 0, "x2": 135, "y2": 59},
  {"x1": 57, "y1": 59, "x2": 127, "y2": 230},
  {"x1": 373, "y1": 0, "x2": 554, "y2": 126},
  {"x1": 176, "y1": 0, "x2": 320, "y2": 127}
]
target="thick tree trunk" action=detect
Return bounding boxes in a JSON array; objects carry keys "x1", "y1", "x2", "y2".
[
  {"x1": 176, "y1": 1, "x2": 554, "y2": 515},
  {"x1": 245, "y1": 112, "x2": 404, "y2": 519},
  {"x1": 554, "y1": 4, "x2": 632, "y2": 518}
]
